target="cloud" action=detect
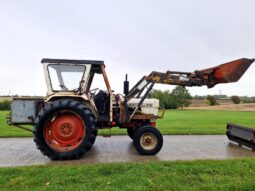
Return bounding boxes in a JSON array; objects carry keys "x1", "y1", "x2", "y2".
[{"x1": 0, "y1": 0, "x2": 254, "y2": 96}]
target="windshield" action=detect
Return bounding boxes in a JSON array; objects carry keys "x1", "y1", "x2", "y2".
[{"x1": 48, "y1": 64, "x2": 86, "y2": 91}]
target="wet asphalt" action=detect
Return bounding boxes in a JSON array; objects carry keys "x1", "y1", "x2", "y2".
[{"x1": 0, "y1": 135, "x2": 255, "y2": 167}]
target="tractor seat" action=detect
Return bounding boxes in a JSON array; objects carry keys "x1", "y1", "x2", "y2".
[{"x1": 93, "y1": 90, "x2": 110, "y2": 122}]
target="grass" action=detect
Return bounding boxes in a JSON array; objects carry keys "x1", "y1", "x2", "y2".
[
  {"x1": 0, "y1": 111, "x2": 33, "y2": 137},
  {"x1": 1, "y1": 110, "x2": 255, "y2": 190},
  {"x1": 1, "y1": 159, "x2": 255, "y2": 190},
  {"x1": 157, "y1": 110, "x2": 255, "y2": 135},
  {"x1": 1, "y1": 110, "x2": 255, "y2": 137}
]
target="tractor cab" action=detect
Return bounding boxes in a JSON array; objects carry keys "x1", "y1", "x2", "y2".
[{"x1": 41, "y1": 58, "x2": 113, "y2": 122}]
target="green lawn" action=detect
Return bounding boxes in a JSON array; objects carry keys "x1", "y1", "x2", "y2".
[
  {"x1": 0, "y1": 111, "x2": 33, "y2": 137},
  {"x1": 1, "y1": 159, "x2": 255, "y2": 191},
  {"x1": 1, "y1": 110, "x2": 255, "y2": 191},
  {"x1": 157, "y1": 110, "x2": 255, "y2": 135},
  {"x1": 1, "y1": 110, "x2": 255, "y2": 137}
]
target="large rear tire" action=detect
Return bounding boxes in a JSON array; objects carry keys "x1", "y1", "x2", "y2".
[
  {"x1": 34, "y1": 99, "x2": 97, "y2": 160},
  {"x1": 133, "y1": 126, "x2": 163, "y2": 155}
]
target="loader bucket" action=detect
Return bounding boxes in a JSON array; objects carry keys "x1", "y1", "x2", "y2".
[
  {"x1": 199, "y1": 58, "x2": 254, "y2": 87},
  {"x1": 226, "y1": 123, "x2": 255, "y2": 149},
  {"x1": 214, "y1": 58, "x2": 254, "y2": 83}
]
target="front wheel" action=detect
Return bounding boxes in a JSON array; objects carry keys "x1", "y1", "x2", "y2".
[
  {"x1": 34, "y1": 99, "x2": 97, "y2": 160},
  {"x1": 127, "y1": 127, "x2": 137, "y2": 140},
  {"x1": 133, "y1": 126, "x2": 163, "y2": 155}
]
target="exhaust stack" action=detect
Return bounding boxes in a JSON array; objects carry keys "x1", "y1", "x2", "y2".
[{"x1": 123, "y1": 74, "x2": 129, "y2": 95}]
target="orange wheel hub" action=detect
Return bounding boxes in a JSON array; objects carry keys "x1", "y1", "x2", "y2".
[{"x1": 44, "y1": 112, "x2": 85, "y2": 152}]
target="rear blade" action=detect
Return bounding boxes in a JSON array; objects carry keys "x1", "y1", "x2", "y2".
[{"x1": 226, "y1": 123, "x2": 255, "y2": 149}]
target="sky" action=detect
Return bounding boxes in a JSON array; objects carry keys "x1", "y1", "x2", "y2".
[{"x1": 0, "y1": 0, "x2": 255, "y2": 96}]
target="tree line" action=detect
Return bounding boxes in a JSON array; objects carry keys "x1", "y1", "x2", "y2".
[
  {"x1": 0, "y1": 100, "x2": 11, "y2": 110},
  {"x1": 149, "y1": 86, "x2": 192, "y2": 109},
  {"x1": 0, "y1": 89, "x2": 253, "y2": 111},
  {"x1": 149, "y1": 86, "x2": 252, "y2": 109}
]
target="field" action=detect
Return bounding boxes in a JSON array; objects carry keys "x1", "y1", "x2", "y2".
[
  {"x1": 0, "y1": 97, "x2": 12, "y2": 102},
  {"x1": 157, "y1": 109, "x2": 255, "y2": 135},
  {"x1": 187, "y1": 103, "x2": 255, "y2": 112},
  {"x1": 1, "y1": 159, "x2": 255, "y2": 190},
  {"x1": 190, "y1": 98, "x2": 233, "y2": 107},
  {"x1": 1, "y1": 109, "x2": 255, "y2": 137},
  {"x1": 0, "y1": 111, "x2": 33, "y2": 137}
]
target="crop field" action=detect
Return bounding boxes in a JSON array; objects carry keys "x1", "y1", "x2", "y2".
[
  {"x1": 187, "y1": 103, "x2": 255, "y2": 112},
  {"x1": 1, "y1": 109, "x2": 255, "y2": 137},
  {"x1": 0, "y1": 97, "x2": 12, "y2": 102}
]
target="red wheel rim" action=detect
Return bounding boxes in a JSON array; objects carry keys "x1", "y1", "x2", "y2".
[{"x1": 44, "y1": 112, "x2": 85, "y2": 152}]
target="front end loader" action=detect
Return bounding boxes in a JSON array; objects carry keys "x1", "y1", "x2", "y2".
[{"x1": 8, "y1": 57, "x2": 254, "y2": 160}]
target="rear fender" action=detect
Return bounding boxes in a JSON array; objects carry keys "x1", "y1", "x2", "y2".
[{"x1": 46, "y1": 94, "x2": 98, "y2": 117}]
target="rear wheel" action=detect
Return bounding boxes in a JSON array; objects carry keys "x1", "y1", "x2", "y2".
[
  {"x1": 133, "y1": 126, "x2": 163, "y2": 155},
  {"x1": 34, "y1": 99, "x2": 97, "y2": 160}
]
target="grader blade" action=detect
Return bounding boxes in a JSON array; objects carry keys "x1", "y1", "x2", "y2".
[{"x1": 226, "y1": 123, "x2": 255, "y2": 149}]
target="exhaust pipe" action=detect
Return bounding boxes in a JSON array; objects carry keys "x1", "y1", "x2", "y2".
[{"x1": 123, "y1": 74, "x2": 129, "y2": 95}]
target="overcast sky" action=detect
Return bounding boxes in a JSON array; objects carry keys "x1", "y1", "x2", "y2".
[{"x1": 0, "y1": 0, "x2": 255, "y2": 96}]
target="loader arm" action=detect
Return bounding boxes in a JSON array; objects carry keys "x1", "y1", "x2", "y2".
[
  {"x1": 123, "y1": 58, "x2": 254, "y2": 122},
  {"x1": 146, "y1": 58, "x2": 254, "y2": 88},
  {"x1": 126, "y1": 58, "x2": 254, "y2": 101}
]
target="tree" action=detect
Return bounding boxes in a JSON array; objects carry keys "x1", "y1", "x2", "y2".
[
  {"x1": 205, "y1": 95, "x2": 217, "y2": 106},
  {"x1": 150, "y1": 87, "x2": 192, "y2": 109},
  {"x1": 149, "y1": 89, "x2": 178, "y2": 109},
  {"x1": 231, "y1": 96, "x2": 241, "y2": 104},
  {"x1": 171, "y1": 86, "x2": 192, "y2": 109}
]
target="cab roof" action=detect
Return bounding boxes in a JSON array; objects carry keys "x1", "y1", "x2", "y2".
[
  {"x1": 41, "y1": 58, "x2": 104, "y2": 65},
  {"x1": 41, "y1": 58, "x2": 105, "y2": 74}
]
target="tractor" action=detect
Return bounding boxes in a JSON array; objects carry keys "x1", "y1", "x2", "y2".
[{"x1": 8, "y1": 58, "x2": 254, "y2": 160}]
